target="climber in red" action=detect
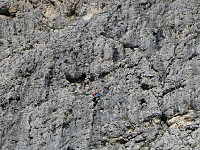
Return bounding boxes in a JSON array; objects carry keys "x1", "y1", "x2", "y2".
[
  {"x1": 91, "y1": 91, "x2": 101, "y2": 108},
  {"x1": 92, "y1": 91, "x2": 101, "y2": 99}
]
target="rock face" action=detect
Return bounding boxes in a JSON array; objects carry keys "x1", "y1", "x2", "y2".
[{"x1": 0, "y1": 0, "x2": 200, "y2": 150}]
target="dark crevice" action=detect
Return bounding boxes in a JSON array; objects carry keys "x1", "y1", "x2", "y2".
[
  {"x1": 64, "y1": 73, "x2": 75, "y2": 83},
  {"x1": 185, "y1": 125, "x2": 199, "y2": 131},
  {"x1": 160, "y1": 112, "x2": 169, "y2": 126},
  {"x1": 115, "y1": 138, "x2": 128, "y2": 144},
  {"x1": 91, "y1": 109, "x2": 97, "y2": 128},
  {"x1": 153, "y1": 28, "x2": 165, "y2": 47},
  {"x1": 162, "y1": 84, "x2": 186, "y2": 96},
  {"x1": 150, "y1": 64, "x2": 159, "y2": 72},
  {"x1": 100, "y1": 3, "x2": 106, "y2": 9},
  {"x1": 64, "y1": 59, "x2": 69, "y2": 63},
  {"x1": 0, "y1": 8, "x2": 16, "y2": 17},
  {"x1": 8, "y1": 96, "x2": 21, "y2": 104},
  {"x1": 140, "y1": 2, "x2": 148, "y2": 6},
  {"x1": 64, "y1": 72, "x2": 86, "y2": 83},
  {"x1": 139, "y1": 98, "x2": 146, "y2": 105},
  {"x1": 66, "y1": 8, "x2": 76, "y2": 17},
  {"x1": 141, "y1": 83, "x2": 152, "y2": 90},
  {"x1": 113, "y1": 48, "x2": 119, "y2": 63},
  {"x1": 116, "y1": 5, "x2": 122, "y2": 10},
  {"x1": 88, "y1": 74, "x2": 95, "y2": 82},
  {"x1": 50, "y1": 0, "x2": 56, "y2": 6},
  {"x1": 188, "y1": 53, "x2": 199, "y2": 60},
  {"x1": 137, "y1": 75, "x2": 142, "y2": 80},
  {"x1": 67, "y1": 146, "x2": 75, "y2": 150},
  {"x1": 68, "y1": 109, "x2": 73, "y2": 114},
  {"x1": 160, "y1": 55, "x2": 176, "y2": 85},
  {"x1": 100, "y1": 32, "x2": 106, "y2": 36},
  {"x1": 0, "y1": 103, "x2": 7, "y2": 110},
  {"x1": 62, "y1": 122, "x2": 70, "y2": 129},
  {"x1": 52, "y1": 108, "x2": 58, "y2": 112},
  {"x1": 163, "y1": 86, "x2": 175, "y2": 96},
  {"x1": 79, "y1": 73, "x2": 86, "y2": 82},
  {"x1": 122, "y1": 43, "x2": 139, "y2": 50}
]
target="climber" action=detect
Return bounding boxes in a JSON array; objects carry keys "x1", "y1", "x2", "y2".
[
  {"x1": 92, "y1": 91, "x2": 101, "y2": 99},
  {"x1": 90, "y1": 91, "x2": 101, "y2": 108}
]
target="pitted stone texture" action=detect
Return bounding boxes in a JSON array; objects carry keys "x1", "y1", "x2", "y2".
[{"x1": 0, "y1": 0, "x2": 200, "y2": 150}]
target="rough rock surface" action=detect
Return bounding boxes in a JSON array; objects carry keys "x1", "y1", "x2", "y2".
[{"x1": 0, "y1": 0, "x2": 200, "y2": 150}]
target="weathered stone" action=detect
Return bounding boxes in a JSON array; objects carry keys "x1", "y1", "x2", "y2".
[{"x1": 0, "y1": 0, "x2": 200, "y2": 150}]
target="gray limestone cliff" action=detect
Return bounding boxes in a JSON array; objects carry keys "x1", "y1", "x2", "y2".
[{"x1": 0, "y1": 0, "x2": 200, "y2": 150}]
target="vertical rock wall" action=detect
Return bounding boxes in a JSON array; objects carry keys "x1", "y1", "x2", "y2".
[{"x1": 0, "y1": 0, "x2": 200, "y2": 149}]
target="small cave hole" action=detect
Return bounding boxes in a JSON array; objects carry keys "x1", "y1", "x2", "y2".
[
  {"x1": 153, "y1": 31, "x2": 157, "y2": 36},
  {"x1": 100, "y1": 107, "x2": 104, "y2": 111},
  {"x1": 68, "y1": 109, "x2": 73, "y2": 114},
  {"x1": 64, "y1": 59, "x2": 69, "y2": 63},
  {"x1": 137, "y1": 76, "x2": 142, "y2": 80},
  {"x1": 64, "y1": 72, "x2": 86, "y2": 83},
  {"x1": 160, "y1": 112, "x2": 169, "y2": 126},
  {"x1": 100, "y1": 31, "x2": 106, "y2": 36},
  {"x1": 12, "y1": 140, "x2": 19, "y2": 144},
  {"x1": 139, "y1": 98, "x2": 146, "y2": 105},
  {"x1": 0, "y1": 103, "x2": 7, "y2": 110},
  {"x1": 52, "y1": 108, "x2": 58, "y2": 112},
  {"x1": 117, "y1": 5, "x2": 122, "y2": 10},
  {"x1": 141, "y1": 83, "x2": 151, "y2": 90}
]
